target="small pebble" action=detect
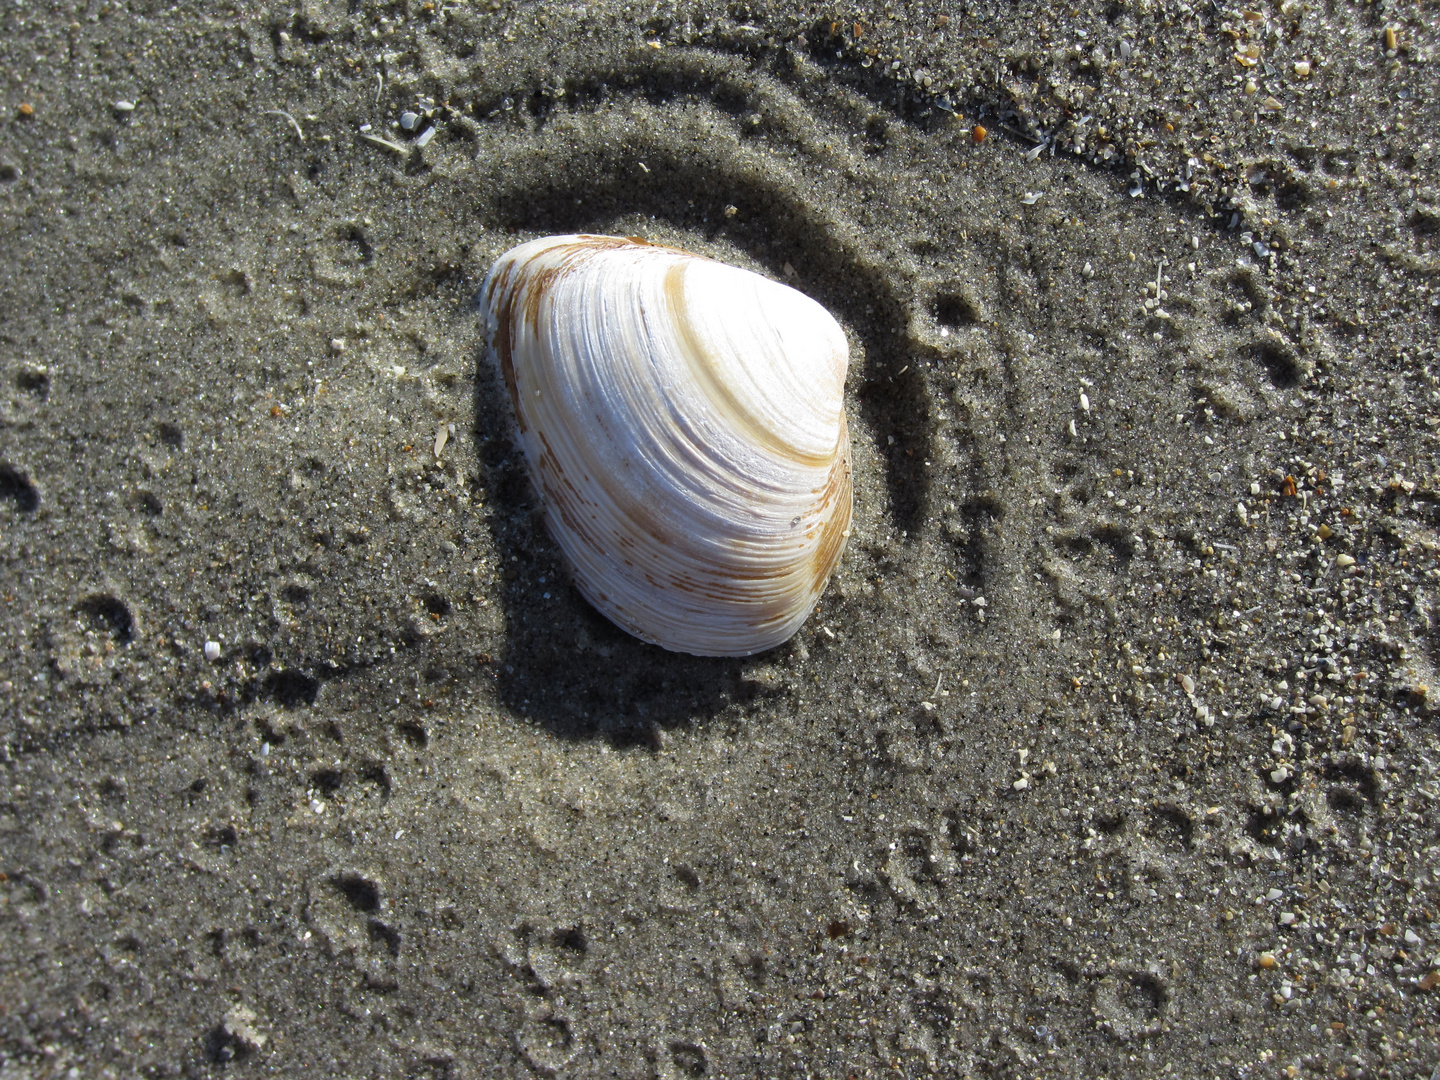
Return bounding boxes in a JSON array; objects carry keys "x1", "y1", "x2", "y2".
[
  {"x1": 221, "y1": 1005, "x2": 268, "y2": 1054},
  {"x1": 1279, "y1": 911, "x2": 1296, "y2": 926},
  {"x1": 114, "y1": 99, "x2": 136, "y2": 112},
  {"x1": 330, "y1": 338, "x2": 346, "y2": 354},
  {"x1": 414, "y1": 125, "x2": 436, "y2": 148},
  {"x1": 203, "y1": 640, "x2": 221, "y2": 661},
  {"x1": 1335, "y1": 553, "x2": 1355, "y2": 568},
  {"x1": 1179, "y1": 673, "x2": 1195, "y2": 695},
  {"x1": 1257, "y1": 952, "x2": 1277, "y2": 969},
  {"x1": 971, "y1": 124, "x2": 987, "y2": 143}
]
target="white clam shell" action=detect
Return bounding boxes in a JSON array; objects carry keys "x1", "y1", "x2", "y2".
[{"x1": 482, "y1": 234, "x2": 852, "y2": 657}]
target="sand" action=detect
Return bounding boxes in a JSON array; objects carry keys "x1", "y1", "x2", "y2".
[{"x1": 2, "y1": 0, "x2": 1438, "y2": 1076}]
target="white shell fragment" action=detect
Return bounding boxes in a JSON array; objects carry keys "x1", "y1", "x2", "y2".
[{"x1": 482, "y1": 234, "x2": 853, "y2": 656}]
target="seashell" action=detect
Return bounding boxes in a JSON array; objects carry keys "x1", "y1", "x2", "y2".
[{"x1": 482, "y1": 234, "x2": 852, "y2": 657}]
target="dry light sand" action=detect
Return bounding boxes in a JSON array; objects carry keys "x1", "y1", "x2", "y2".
[{"x1": 2, "y1": 0, "x2": 1439, "y2": 1076}]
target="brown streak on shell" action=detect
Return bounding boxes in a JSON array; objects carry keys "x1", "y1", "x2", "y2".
[
  {"x1": 536, "y1": 425, "x2": 674, "y2": 559},
  {"x1": 487, "y1": 266, "x2": 524, "y2": 430},
  {"x1": 662, "y1": 262, "x2": 830, "y2": 469},
  {"x1": 810, "y1": 418, "x2": 853, "y2": 592},
  {"x1": 491, "y1": 236, "x2": 668, "y2": 444}
]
